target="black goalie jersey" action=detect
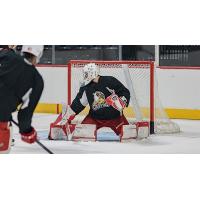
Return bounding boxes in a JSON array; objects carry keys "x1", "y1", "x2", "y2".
[{"x1": 70, "y1": 76, "x2": 130, "y2": 120}]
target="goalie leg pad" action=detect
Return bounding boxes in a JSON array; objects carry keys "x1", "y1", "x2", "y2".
[
  {"x1": 121, "y1": 121, "x2": 149, "y2": 141},
  {"x1": 0, "y1": 122, "x2": 11, "y2": 153},
  {"x1": 135, "y1": 121, "x2": 149, "y2": 139},
  {"x1": 72, "y1": 124, "x2": 97, "y2": 142},
  {"x1": 121, "y1": 124, "x2": 137, "y2": 141},
  {"x1": 49, "y1": 124, "x2": 67, "y2": 140},
  {"x1": 49, "y1": 123, "x2": 76, "y2": 140}
]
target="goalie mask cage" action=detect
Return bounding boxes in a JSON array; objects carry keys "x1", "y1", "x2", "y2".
[{"x1": 67, "y1": 60, "x2": 180, "y2": 134}]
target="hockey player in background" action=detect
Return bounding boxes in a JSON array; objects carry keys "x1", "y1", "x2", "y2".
[
  {"x1": 49, "y1": 63, "x2": 134, "y2": 141},
  {"x1": 0, "y1": 45, "x2": 44, "y2": 153}
]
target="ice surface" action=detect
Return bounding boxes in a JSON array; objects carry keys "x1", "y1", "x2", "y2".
[{"x1": 10, "y1": 113, "x2": 200, "y2": 154}]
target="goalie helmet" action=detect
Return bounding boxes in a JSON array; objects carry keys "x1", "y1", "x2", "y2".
[
  {"x1": 82, "y1": 63, "x2": 100, "y2": 85},
  {"x1": 21, "y1": 45, "x2": 44, "y2": 64}
]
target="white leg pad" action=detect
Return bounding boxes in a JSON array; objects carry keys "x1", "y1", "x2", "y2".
[
  {"x1": 135, "y1": 121, "x2": 149, "y2": 139},
  {"x1": 122, "y1": 121, "x2": 149, "y2": 141},
  {"x1": 122, "y1": 125, "x2": 137, "y2": 141},
  {"x1": 72, "y1": 124, "x2": 97, "y2": 141},
  {"x1": 50, "y1": 126, "x2": 68, "y2": 140}
]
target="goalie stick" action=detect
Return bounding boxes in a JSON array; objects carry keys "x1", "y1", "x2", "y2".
[{"x1": 11, "y1": 119, "x2": 54, "y2": 154}]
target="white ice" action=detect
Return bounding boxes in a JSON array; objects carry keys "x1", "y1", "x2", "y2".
[{"x1": 10, "y1": 113, "x2": 200, "y2": 154}]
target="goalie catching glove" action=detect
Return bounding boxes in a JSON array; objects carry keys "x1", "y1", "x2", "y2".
[{"x1": 106, "y1": 93, "x2": 127, "y2": 113}]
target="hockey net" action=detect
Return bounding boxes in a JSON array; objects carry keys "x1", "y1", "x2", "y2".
[{"x1": 67, "y1": 60, "x2": 180, "y2": 134}]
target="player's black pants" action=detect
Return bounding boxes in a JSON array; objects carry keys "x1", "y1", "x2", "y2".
[{"x1": 0, "y1": 73, "x2": 44, "y2": 133}]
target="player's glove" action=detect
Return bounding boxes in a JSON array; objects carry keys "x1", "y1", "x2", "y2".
[
  {"x1": 106, "y1": 94, "x2": 127, "y2": 112},
  {"x1": 20, "y1": 127, "x2": 37, "y2": 144},
  {"x1": 0, "y1": 122, "x2": 11, "y2": 153}
]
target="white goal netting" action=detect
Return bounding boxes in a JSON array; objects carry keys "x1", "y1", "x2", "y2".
[{"x1": 68, "y1": 60, "x2": 180, "y2": 134}]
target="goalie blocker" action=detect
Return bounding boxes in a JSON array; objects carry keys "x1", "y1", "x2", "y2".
[{"x1": 49, "y1": 105, "x2": 149, "y2": 142}]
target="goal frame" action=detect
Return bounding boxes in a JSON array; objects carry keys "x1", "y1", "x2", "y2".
[{"x1": 67, "y1": 60, "x2": 155, "y2": 134}]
